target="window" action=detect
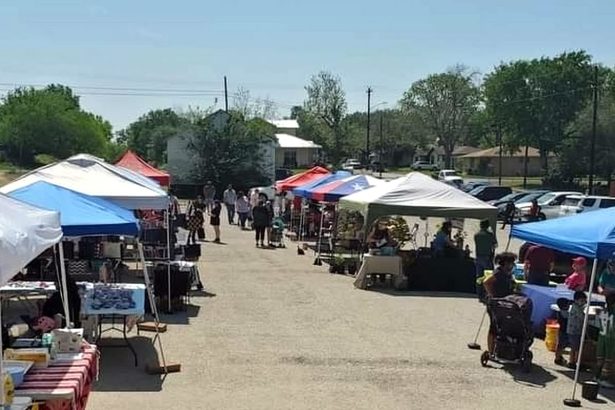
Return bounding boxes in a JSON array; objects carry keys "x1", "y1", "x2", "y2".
[
  {"x1": 563, "y1": 197, "x2": 582, "y2": 207},
  {"x1": 552, "y1": 196, "x2": 567, "y2": 205},
  {"x1": 582, "y1": 198, "x2": 596, "y2": 207},
  {"x1": 283, "y1": 150, "x2": 297, "y2": 167},
  {"x1": 599, "y1": 198, "x2": 615, "y2": 208}
]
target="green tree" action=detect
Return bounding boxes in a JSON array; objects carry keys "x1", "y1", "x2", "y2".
[
  {"x1": 121, "y1": 108, "x2": 187, "y2": 165},
  {"x1": 483, "y1": 51, "x2": 595, "y2": 173},
  {"x1": 303, "y1": 71, "x2": 348, "y2": 165},
  {"x1": 400, "y1": 66, "x2": 481, "y2": 168},
  {"x1": 0, "y1": 85, "x2": 111, "y2": 165},
  {"x1": 188, "y1": 112, "x2": 276, "y2": 189}
]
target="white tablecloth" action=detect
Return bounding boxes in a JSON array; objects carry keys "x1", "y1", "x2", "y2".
[{"x1": 353, "y1": 255, "x2": 402, "y2": 290}]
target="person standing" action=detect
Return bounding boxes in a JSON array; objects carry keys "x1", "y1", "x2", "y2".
[
  {"x1": 203, "y1": 181, "x2": 216, "y2": 213},
  {"x1": 599, "y1": 259, "x2": 615, "y2": 296},
  {"x1": 264, "y1": 200, "x2": 275, "y2": 247},
  {"x1": 210, "y1": 200, "x2": 222, "y2": 243},
  {"x1": 524, "y1": 244, "x2": 555, "y2": 286},
  {"x1": 474, "y1": 219, "x2": 497, "y2": 278},
  {"x1": 186, "y1": 196, "x2": 205, "y2": 244},
  {"x1": 235, "y1": 191, "x2": 251, "y2": 229},
  {"x1": 501, "y1": 200, "x2": 516, "y2": 230},
  {"x1": 252, "y1": 200, "x2": 269, "y2": 247},
  {"x1": 223, "y1": 184, "x2": 237, "y2": 225}
]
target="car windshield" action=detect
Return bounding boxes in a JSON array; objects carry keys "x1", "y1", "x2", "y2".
[
  {"x1": 498, "y1": 192, "x2": 524, "y2": 202},
  {"x1": 468, "y1": 186, "x2": 484, "y2": 195},
  {"x1": 537, "y1": 193, "x2": 557, "y2": 205},
  {"x1": 443, "y1": 171, "x2": 457, "y2": 177},
  {"x1": 515, "y1": 191, "x2": 548, "y2": 204}
]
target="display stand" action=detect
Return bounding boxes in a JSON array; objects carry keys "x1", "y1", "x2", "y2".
[{"x1": 137, "y1": 241, "x2": 169, "y2": 372}]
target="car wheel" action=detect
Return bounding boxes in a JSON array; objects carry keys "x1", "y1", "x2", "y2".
[{"x1": 538, "y1": 213, "x2": 546, "y2": 221}]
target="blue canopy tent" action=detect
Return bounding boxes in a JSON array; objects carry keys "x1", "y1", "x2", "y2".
[
  {"x1": 9, "y1": 181, "x2": 139, "y2": 236},
  {"x1": 291, "y1": 171, "x2": 352, "y2": 198},
  {"x1": 511, "y1": 208, "x2": 615, "y2": 404},
  {"x1": 511, "y1": 206, "x2": 615, "y2": 259}
]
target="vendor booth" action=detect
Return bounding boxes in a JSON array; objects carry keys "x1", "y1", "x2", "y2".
[
  {"x1": 339, "y1": 172, "x2": 498, "y2": 292},
  {"x1": 275, "y1": 166, "x2": 329, "y2": 192},
  {"x1": 0, "y1": 194, "x2": 100, "y2": 409},
  {"x1": 511, "y1": 207, "x2": 615, "y2": 399},
  {"x1": 309, "y1": 174, "x2": 384, "y2": 202},
  {"x1": 116, "y1": 150, "x2": 171, "y2": 187}
]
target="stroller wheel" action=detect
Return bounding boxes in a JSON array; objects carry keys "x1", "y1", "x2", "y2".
[{"x1": 480, "y1": 351, "x2": 490, "y2": 367}]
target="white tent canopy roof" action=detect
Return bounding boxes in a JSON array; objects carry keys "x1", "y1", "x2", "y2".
[
  {"x1": 339, "y1": 172, "x2": 498, "y2": 227},
  {"x1": 1, "y1": 154, "x2": 169, "y2": 209},
  {"x1": 0, "y1": 193, "x2": 62, "y2": 285}
]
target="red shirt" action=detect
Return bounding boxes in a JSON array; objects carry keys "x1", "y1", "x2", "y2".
[
  {"x1": 525, "y1": 246, "x2": 555, "y2": 285},
  {"x1": 565, "y1": 271, "x2": 587, "y2": 291}
]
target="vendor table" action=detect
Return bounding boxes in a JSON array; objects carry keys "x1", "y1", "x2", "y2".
[
  {"x1": 353, "y1": 254, "x2": 402, "y2": 290},
  {"x1": 14, "y1": 344, "x2": 98, "y2": 410},
  {"x1": 520, "y1": 284, "x2": 605, "y2": 334},
  {"x1": 82, "y1": 283, "x2": 145, "y2": 366},
  {"x1": 0, "y1": 281, "x2": 57, "y2": 315}
]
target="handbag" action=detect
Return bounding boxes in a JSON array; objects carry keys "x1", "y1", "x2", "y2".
[{"x1": 197, "y1": 227, "x2": 205, "y2": 240}]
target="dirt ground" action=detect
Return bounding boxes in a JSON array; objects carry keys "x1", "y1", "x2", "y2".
[{"x1": 86, "y1": 221, "x2": 613, "y2": 410}]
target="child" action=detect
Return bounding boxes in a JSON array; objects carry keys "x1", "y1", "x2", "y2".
[
  {"x1": 595, "y1": 293, "x2": 615, "y2": 388},
  {"x1": 567, "y1": 290, "x2": 587, "y2": 369},
  {"x1": 565, "y1": 257, "x2": 588, "y2": 291}
]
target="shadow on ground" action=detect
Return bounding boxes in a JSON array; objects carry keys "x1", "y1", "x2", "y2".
[
  {"x1": 369, "y1": 288, "x2": 477, "y2": 299},
  {"x1": 93, "y1": 336, "x2": 163, "y2": 392},
  {"x1": 554, "y1": 367, "x2": 615, "y2": 405},
  {"x1": 159, "y1": 304, "x2": 201, "y2": 325}
]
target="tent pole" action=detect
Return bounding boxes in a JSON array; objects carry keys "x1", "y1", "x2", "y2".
[
  {"x1": 315, "y1": 204, "x2": 325, "y2": 260},
  {"x1": 299, "y1": 199, "x2": 305, "y2": 241},
  {"x1": 58, "y1": 243, "x2": 71, "y2": 328},
  {"x1": 565, "y1": 257, "x2": 599, "y2": 406},
  {"x1": 137, "y1": 240, "x2": 168, "y2": 372},
  {"x1": 0, "y1": 301, "x2": 4, "y2": 406},
  {"x1": 166, "y1": 210, "x2": 172, "y2": 313}
]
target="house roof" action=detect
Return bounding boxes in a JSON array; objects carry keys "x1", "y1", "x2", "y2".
[
  {"x1": 275, "y1": 133, "x2": 321, "y2": 149},
  {"x1": 415, "y1": 145, "x2": 480, "y2": 156},
  {"x1": 460, "y1": 146, "x2": 542, "y2": 158},
  {"x1": 268, "y1": 119, "x2": 299, "y2": 129}
]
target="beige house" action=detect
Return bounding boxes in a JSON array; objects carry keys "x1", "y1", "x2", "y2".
[
  {"x1": 457, "y1": 146, "x2": 549, "y2": 177},
  {"x1": 275, "y1": 133, "x2": 321, "y2": 168},
  {"x1": 413, "y1": 145, "x2": 481, "y2": 169}
]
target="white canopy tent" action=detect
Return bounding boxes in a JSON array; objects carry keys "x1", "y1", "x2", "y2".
[
  {"x1": 0, "y1": 193, "x2": 63, "y2": 405},
  {"x1": 0, "y1": 154, "x2": 169, "y2": 210},
  {"x1": 338, "y1": 172, "x2": 498, "y2": 230}
]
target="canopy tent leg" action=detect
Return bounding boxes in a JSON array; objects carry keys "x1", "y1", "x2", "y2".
[
  {"x1": 166, "y1": 210, "x2": 172, "y2": 313},
  {"x1": 314, "y1": 204, "x2": 326, "y2": 265},
  {"x1": 298, "y1": 199, "x2": 305, "y2": 241},
  {"x1": 137, "y1": 240, "x2": 169, "y2": 373},
  {"x1": 57, "y1": 243, "x2": 71, "y2": 328},
  {"x1": 564, "y1": 258, "x2": 599, "y2": 407}
]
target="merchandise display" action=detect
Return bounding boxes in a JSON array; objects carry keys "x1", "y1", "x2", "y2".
[{"x1": 88, "y1": 284, "x2": 136, "y2": 311}]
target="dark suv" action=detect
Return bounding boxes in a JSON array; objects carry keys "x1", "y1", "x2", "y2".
[{"x1": 470, "y1": 185, "x2": 512, "y2": 202}]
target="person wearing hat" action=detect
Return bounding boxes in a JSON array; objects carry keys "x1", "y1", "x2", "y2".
[{"x1": 565, "y1": 256, "x2": 588, "y2": 291}]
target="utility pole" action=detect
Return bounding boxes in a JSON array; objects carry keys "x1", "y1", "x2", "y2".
[
  {"x1": 496, "y1": 125, "x2": 503, "y2": 186},
  {"x1": 366, "y1": 87, "x2": 372, "y2": 165},
  {"x1": 379, "y1": 113, "x2": 384, "y2": 179},
  {"x1": 224, "y1": 76, "x2": 229, "y2": 112},
  {"x1": 588, "y1": 65, "x2": 599, "y2": 194}
]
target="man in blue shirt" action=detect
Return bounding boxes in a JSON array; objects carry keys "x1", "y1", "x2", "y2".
[{"x1": 433, "y1": 221, "x2": 455, "y2": 254}]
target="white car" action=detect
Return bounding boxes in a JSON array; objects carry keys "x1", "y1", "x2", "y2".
[
  {"x1": 516, "y1": 191, "x2": 581, "y2": 220},
  {"x1": 342, "y1": 159, "x2": 362, "y2": 172},
  {"x1": 411, "y1": 161, "x2": 438, "y2": 171},
  {"x1": 559, "y1": 195, "x2": 615, "y2": 217},
  {"x1": 437, "y1": 169, "x2": 463, "y2": 187}
]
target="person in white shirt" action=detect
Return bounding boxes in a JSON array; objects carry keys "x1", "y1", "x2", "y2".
[
  {"x1": 235, "y1": 192, "x2": 251, "y2": 229},
  {"x1": 222, "y1": 184, "x2": 237, "y2": 224}
]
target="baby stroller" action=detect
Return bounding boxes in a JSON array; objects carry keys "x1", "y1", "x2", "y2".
[
  {"x1": 481, "y1": 294, "x2": 534, "y2": 372},
  {"x1": 270, "y1": 217, "x2": 286, "y2": 248}
]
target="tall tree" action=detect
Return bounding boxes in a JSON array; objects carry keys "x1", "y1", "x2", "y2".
[
  {"x1": 121, "y1": 108, "x2": 187, "y2": 165},
  {"x1": 483, "y1": 51, "x2": 595, "y2": 172},
  {"x1": 303, "y1": 71, "x2": 348, "y2": 164},
  {"x1": 231, "y1": 87, "x2": 278, "y2": 120},
  {"x1": 188, "y1": 113, "x2": 276, "y2": 189},
  {"x1": 0, "y1": 85, "x2": 112, "y2": 165},
  {"x1": 399, "y1": 66, "x2": 481, "y2": 168}
]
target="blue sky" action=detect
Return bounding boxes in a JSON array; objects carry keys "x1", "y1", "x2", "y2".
[{"x1": 1, "y1": 0, "x2": 614, "y2": 130}]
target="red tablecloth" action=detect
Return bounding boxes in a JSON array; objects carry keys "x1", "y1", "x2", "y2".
[{"x1": 15, "y1": 344, "x2": 99, "y2": 410}]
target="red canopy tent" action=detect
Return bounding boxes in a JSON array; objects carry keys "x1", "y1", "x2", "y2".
[
  {"x1": 115, "y1": 150, "x2": 171, "y2": 186},
  {"x1": 275, "y1": 166, "x2": 329, "y2": 192}
]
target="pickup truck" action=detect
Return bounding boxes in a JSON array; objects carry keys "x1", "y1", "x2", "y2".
[{"x1": 437, "y1": 169, "x2": 463, "y2": 188}]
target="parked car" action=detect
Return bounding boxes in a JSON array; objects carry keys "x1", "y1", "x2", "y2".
[
  {"x1": 411, "y1": 161, "x2": 438, "y2": 171},
  {"x1": 559, "y1": 195, "x2": 615, "y2": 217},
  {"x1": 488, "y1": 191, "x2": 528, "y2": 207},
  {"x1": 437, "y1": 169, "x2": 463, "y2": 188},
  {"x1": 516, "y1": 191, "x2": 581, "y2": 220},
  {"x1": 461, "y1": 181, "x2": 489, "y2": 193},
  {"x1": 342, "y1": 159, "x2": 362, "y2": 171},
  {"x1": 469, "y1": 185, "x2": 513, "y2": 202}
]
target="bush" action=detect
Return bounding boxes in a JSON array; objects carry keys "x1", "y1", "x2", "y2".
[{"x1": 34, "y1": 154, "x2": 58, "y2": 166}]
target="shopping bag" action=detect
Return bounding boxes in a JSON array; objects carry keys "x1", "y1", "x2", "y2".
[{"x1": 197, "y1": 227, "x2": 205, "y2": 240}]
